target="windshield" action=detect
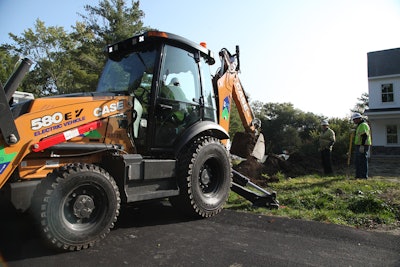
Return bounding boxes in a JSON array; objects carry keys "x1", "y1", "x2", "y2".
[{"x1": 96, "y1": 49, "x2": 157, "y2": 94}]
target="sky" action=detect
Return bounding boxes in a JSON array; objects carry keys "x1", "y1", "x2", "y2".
[{"x1": 1, "y1": 0, "x2": 400, "y2": 118}]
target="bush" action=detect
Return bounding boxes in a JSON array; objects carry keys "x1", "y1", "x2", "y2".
[{"x1": 348, "y1": 195, "x2": 390, "y2": 214}]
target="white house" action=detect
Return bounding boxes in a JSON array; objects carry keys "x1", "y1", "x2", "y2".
[{"x1": 365, "y1": 48, "x2": 400, "y2": 157}]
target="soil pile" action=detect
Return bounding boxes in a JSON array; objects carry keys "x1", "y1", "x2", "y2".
[
  {"x1": 230, "y1": 132, "x2": 257, "y2": 159},
  {"x1": 233, "y1": 152, "x2": 322, "y2": 186},
  {"x1": 231, "y1": 131, "x2": 322, "y2": 184}
]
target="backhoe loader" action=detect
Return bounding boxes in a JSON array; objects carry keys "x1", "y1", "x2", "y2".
[{"x1": 0, "y1": 31, "x2": 277, "y2": 251}]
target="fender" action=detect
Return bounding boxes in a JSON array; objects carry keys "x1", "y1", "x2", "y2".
[{"x1": 173, "y1": 121, "x2": 229, "y2": 157}]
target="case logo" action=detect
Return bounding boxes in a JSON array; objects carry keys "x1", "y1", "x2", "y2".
[{"x1": 93, "y1": 100, "x2": 124, "y2": 117}]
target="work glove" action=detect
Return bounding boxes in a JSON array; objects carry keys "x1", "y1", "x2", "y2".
[{"x1": 359, "y1": 146, "x2": 365, "y2": 153}]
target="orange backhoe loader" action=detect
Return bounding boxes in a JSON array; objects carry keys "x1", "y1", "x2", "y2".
[{"x1": 0, "y1": 31, "x2": 277, "y2": 251}]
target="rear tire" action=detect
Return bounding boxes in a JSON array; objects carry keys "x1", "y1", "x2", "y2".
[
  {"x1": 31, "y1": 163, "x2": 120, "y2": 251},
  {"x1": 170, "y1": 136, "x2": 232, "y2": 218}
]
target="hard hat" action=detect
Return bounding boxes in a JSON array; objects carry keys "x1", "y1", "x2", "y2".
[
  {"x1": 321, "y1": 120, "x2": 329, "y2": 126},
  {"x1": 170, "y1": 77, "x2": 180, "y2": 86},
  {"x1": 351, "y1": 113, "x2": 362, "y2": 120}
]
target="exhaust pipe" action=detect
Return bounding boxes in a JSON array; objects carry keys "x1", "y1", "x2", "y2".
[
  {"x1": 4, "y1": 58, "x2": 33, "y2": 102},
  {"x1": 0, "y1": 57, "x2": 33, "y2": 145}
]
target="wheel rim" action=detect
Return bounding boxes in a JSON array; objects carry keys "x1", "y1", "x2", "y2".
[
  {"x1": 198, "y1": 157, "x2": 223, "y2": 196},
  {"x1": 61, "y1": 183, "x2": 108, "y2": 231}
]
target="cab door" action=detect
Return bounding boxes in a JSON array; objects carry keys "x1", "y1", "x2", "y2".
[{"x1": 154, "y1": 45, "x2": 202, "y2": 147}]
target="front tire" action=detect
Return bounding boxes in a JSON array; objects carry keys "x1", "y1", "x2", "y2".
[
  {"x1": 31, "y1": 163, "x2": 120, "y2": 251},
  {"x1": 170, "y1": 136, "x2": 232, "y2": 218}
]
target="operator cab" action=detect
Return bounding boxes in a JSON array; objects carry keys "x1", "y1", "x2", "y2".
[{"x1": 96, "y1": 31, "x2": 218, "y2": 155}]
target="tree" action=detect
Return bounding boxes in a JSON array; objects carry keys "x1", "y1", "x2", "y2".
[
  {"x1": 351, "y1": 92, "x2": 369, "y2": 114},
  {"x1": 260, "y1": 102, "x2": 321, "y2": 154},
  {"x1": 72, "y1": 0, "x2": 152, "y2": 90},
  {"x1": 326, "y1": 117, "x2": 354, "y2": 164},
  {"x1": 3, "y1": 0, "x2": 149, "y2": 96},
  {"x1": 0, "y1": 49, "x2": 20, "y2": 86},
  {"x1": 229, "y1": 102, "x2": 245, "y2": 137},
  {"x1": 6, "y1": 20, "x2": 78, "y2": 96},
  {"x1": 79, "y1": 0, "x2": 152, "y2": 46}
]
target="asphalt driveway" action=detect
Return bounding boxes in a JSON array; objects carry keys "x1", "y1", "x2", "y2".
[{"x1": 1, "y1": 202, "x2": 399, "y2": 267}]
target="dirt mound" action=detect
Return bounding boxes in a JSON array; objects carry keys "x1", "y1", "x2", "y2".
[
  {"x1": 234, "y1": 157, "x2": 264, "y2": 181},
  {"x1": 230, "y1": 131, "x2": 322, "y2": 184},
  {"x1": 230, "y1": 132, "x2": 257, "y2": 159},
  {"x1": 234, "y1": 157, "x2": 283, "y2": 186},
  {"x1": 233, "y1": 152, "x2": 322, "y2": 185}
]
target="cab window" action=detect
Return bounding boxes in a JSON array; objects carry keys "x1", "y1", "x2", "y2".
[
  {"x1": 200, "y1": 57, "x2": 217, "y2": 121},
  {"x1": 155, "y1": 45, "x2": 201, "y2": 146}
]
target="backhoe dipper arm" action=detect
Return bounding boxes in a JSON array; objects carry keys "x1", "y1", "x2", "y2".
[
  {"x1": 215, "y1": 47, "x2": 277, "y2": 208},
  {"x1": 216, "y1": 47, "x2": 261, "y2": 136}
]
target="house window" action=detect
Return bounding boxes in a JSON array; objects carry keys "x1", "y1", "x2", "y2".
[
  {"x1": 386, "y1": 125, "x2": 398, "y2": 144},
  {"x1": 381, "y1": 84, "x2": 394, "y2": 102}
]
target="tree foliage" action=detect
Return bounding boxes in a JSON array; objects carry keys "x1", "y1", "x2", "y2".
[
  {"x1": 231, "y1": 102, "x2": 356, "y2": 167},
  {"x1": 228, "y1": 102, "x2": 245, "y2": 137},
  {"x1": 75, "y1": 0, "x2": 152, "y2": 78},
  {"x1": 259, "y1": 102, "x2": 321, "y2": 154},
  {"x1": 80, "y1": 0, "x2": 150, "y2": 45},
  {"x1": 0, "y1": 49, "x2": 19, "y2": 86},
  {"x1": 1, "y1": 0, "x2": 148, "y2": 96},
  {"x1": 351, "y1": 92, "x2": 369, "y2": 115},
  {"x1": 7, "y1": 20, "x2": 80, "y2": 96}
]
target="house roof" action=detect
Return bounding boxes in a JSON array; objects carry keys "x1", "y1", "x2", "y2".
[{"x1": 368, "y1": 48, "x2": 400, "y2": 77}]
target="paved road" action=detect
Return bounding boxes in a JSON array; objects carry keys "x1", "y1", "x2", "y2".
[{"x1": 1, "y1": 202, "x2": 399, "y2": 267}]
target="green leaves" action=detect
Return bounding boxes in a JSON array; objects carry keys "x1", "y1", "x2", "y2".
[{"x1": 1, "y1": 0, "x2": 149, "y2": 97}]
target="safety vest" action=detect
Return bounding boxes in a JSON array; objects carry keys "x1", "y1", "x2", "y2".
[{"x1": 354, "y1": 121, "x2": 372, "y2": 145}]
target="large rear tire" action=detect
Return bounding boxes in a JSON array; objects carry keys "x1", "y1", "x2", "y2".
[
  {"x1": 31, "y1": 163, "x2": 120, "y2": 251},
  {"x1": 170, "y1": 136, "x2": 232, "y2": 218}
]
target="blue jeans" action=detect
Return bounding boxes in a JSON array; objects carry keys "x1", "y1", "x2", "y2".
[{"x1": 355, "y1": 145, "x2": 369, "y2": 178}]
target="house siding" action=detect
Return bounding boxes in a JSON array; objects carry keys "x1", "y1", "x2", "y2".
[
  {"x1": 367, "y1": 119, "x2": 399, "y2": 146},
  {"x1": 365, "y1": 48, "x2": 400, "y2": 157},
  {"x1": 368, "y1": 76, "x2": 400, "y2": 109}
]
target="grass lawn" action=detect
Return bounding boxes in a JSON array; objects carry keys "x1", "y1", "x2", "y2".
[{"x1": 227, "y1": 174, "x2": 400, "y2": 234}]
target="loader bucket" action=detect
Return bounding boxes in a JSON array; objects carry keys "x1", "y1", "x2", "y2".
[{"x1": 230, "y1": 131, "x2": 265, "y2": 161}]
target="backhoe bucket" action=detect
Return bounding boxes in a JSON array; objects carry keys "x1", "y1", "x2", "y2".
[
  {"x1": 230, "y1": 132, "x2": 265, "y2": 161},
  {"x1": 251, "y1": 133, "x2": 265, "y2": 161}
]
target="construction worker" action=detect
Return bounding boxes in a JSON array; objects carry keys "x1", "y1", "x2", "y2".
[
  {"x1": 351, "y1": 113, "x2": 372, "y2": 179},
  {"x1": 319, "y1": 120, "x2": 335, "y2": 175}
]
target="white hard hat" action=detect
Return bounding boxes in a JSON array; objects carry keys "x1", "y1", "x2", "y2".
[
  {"x1": 170, "y1": 77, "x2": 180, "y2": 86},
  {"x1": 321, "y1": 120, "x2": 329, "y2": 126},
  {"x1": 351, "y1": 113, "x2": 362, "y2": 120}
]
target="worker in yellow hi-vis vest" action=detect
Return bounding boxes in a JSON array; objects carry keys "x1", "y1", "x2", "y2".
[{"x1": 351, "y1": 113, "x2": 372, "y2": 179}]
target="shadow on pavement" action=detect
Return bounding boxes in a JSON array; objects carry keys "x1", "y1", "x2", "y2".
[{"x1": 0, "y1": 200, "x2": 193, "y2": 262}]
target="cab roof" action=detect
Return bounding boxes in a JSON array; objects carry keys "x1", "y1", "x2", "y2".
[{"x1": 106, "y1": 31, "x2": 215, "y2": 65}]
